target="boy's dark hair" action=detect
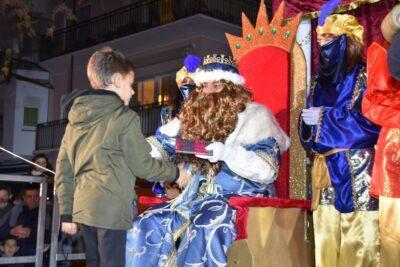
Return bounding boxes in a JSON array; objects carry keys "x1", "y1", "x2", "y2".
[
  {"x1": 0, "y1": 183, "x2": 11, "y2": 196},
  {"x1": 2, "y1": 235, "x2": 18, "y2": 246},
  {"x1": 87, "y1": 47, "x2": 135, "y2": 89}
]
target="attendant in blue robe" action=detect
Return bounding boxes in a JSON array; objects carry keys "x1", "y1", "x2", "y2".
[{"x1": 299, "y1": 14, "x2": 380, "y2": 267}]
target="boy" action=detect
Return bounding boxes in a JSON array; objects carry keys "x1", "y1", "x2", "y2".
[
  {"x1": 55, "y1": 47, "x2": 186, "y2": 267},
  {"x1": 0, "y1": 236, "x2": 19, "y2": 257}
]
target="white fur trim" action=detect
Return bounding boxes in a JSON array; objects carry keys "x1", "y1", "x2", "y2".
[
  {"x1": 225, "y1": 102, "x2": 290, "y2": 152},
  {"x1": 193, "y1": 70, "x2": 245, "y2": 85}
]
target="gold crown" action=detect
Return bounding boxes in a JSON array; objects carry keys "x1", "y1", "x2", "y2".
[
  {"x1": 203, "y1": 54, "x2": 238, "y2": 68},
  {"x1": 226, "y1": 1, "x2": 302, "y2": 61}
]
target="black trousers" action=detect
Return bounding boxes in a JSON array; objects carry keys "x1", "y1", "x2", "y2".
[{"x1": 80, "y1": 224, "x2": 126, "y2": 267}]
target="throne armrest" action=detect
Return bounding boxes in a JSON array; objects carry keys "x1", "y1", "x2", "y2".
[{"x1": 228, "y1": 197, "x2": 311, "y2": 240}]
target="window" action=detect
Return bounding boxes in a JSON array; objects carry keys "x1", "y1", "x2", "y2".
[
  {"x1": 136, "y1": 79, "x2": 155, "y2": 105},
  {"x1": 159, "y1": 76, "x2": 177, "y2": 103},
  {"x1": 23, "y1": 96, "x2": 40, "y2": 128},
  {"x1": 135, "y1": 74, "x2": 178, "y2": 106},
  {"x1": 23, "y1": 108, "x2": 39, "y2": 127}
]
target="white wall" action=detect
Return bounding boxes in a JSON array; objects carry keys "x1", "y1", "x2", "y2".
[{"x1": 13, "y1": 69, "x2": 49, "y2": 156}]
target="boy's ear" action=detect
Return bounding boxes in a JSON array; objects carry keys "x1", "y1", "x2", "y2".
[
  {"x1": 16, "y1": 246, "x2": 19, "y2": 252},
  {"x1": 0, "y1": 245, "x2": 4, "y2": 252},
  {"x1": 112, "y1": 73, "x2": 122, "y2": 88}
]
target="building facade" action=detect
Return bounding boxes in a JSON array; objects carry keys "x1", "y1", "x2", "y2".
[{"x1": 36, "y1": 0, "x2": 266, "y2": 162}]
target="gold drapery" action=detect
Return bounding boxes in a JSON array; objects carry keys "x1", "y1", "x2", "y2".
[
  {"x1": 313, "y1": 205, "x2": 380, "y2": 267},
  {"x1": 303, "y1": 0, "x2": 381, "y2": 20},
  {"x1": 379, "y1": 196, "x2": 400, "y2": 267}
]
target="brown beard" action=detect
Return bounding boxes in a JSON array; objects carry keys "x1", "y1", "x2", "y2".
[{"x1": 177, "y1": 80, "x2": 252, "y2": 174}]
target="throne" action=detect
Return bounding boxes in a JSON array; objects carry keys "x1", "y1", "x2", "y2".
[{"x1": 139, "y1": 2, "x2": 311, "y2": 266}]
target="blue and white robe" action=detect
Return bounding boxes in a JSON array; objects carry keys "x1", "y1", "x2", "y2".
[{"x1": 126, "y1": 102, "x2": 290, "y2": 267}]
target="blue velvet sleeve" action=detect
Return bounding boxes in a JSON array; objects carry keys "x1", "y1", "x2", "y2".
[
  {"x1": 299, "y1": 117, "x2": 314, "y2": 151},
  {"x1": 316, "y1": 106, "x2": 380, "y2": 149},
  {"x1": 299, "y1": 74, "x2": 380, "y2": 151}
]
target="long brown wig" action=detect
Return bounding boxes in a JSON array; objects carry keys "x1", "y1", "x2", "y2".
[{"x1": 177, "y1": 80, "x2": 252, "y2": 174}]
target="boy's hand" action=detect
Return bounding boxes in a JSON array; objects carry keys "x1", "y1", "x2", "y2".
[
  {"x1": 166, "y1": 188, "x2": 180, "y2": 199},
  {"x1": 176, "y1": 163, "x2": 191, "y2": 188},
  {"x1": 62, "y1": 222, "x2": 78, "y2": 235}
]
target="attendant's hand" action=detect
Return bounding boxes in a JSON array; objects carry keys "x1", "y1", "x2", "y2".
[
  {"x1": 175, "y1": 163, "x2": 191, "y2": 188},
  {"x1": 159, "y1": 118, "x2": 181, "y2": 137},
  {"x1": 301, "y1": 107, "x2": 322, "y2": 126},
  {"x1": 61, "y1": 222, "x2": 78, "y2": 235}
]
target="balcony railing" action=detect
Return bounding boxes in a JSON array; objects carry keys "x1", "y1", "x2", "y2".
[
  {"x1": 36, "y1": 103, "x2": 165, "y2": 151},
  {"x1": 40, "y1": 0, "x2": 267, "y2": 60}
]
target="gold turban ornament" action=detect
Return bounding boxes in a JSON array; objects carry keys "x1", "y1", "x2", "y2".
[
  {"x1": 175, "y1": 55, "x2": 201, "y2": 88},
  {"x1": 316, "y1": 14, "x2": 364, "y2": 44},
  {"x1": 176, "y1": 66, "x2": 195, "y2": 88}
]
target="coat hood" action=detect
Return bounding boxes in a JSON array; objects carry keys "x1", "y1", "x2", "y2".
[{"x1": 68, "y1": 90, "x2": 123, "y2": 129}]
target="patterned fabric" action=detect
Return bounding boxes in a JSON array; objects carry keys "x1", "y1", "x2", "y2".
[
  {"x1": 126, "y1": 137, "x2": 279, "y2": 267},
  {"x1": 320, "y1": 148, "x2": 378, "y2": 211}
]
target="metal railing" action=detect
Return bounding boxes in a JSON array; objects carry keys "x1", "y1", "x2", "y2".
[
  {"x1": 36, "y1": 119, "x2": 68, "y2": 150},
  {"x1": 0, "y1": 175, "x2": 47, "y2": 267},
  {"x1": 134, "y1": 102, "x2": 165, "y2": 137},
  {"x1": 0, "y1": 175, "x2": 87, "y2": 266},
  {"x1": 49, "y1": 197, "x2": 85, "y2": 267},
  {"x1": 40, "y1": 0, "x2": 264, "y2": 60},
  {"x1": 36, "y1": 103, "x2": 166, "y2": 151}
]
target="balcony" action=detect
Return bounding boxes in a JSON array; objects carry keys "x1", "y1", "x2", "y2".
[
  {"x1": 40, "y1": 0, "x2": 268, "y2": 60},
  {"x1": 36, "y1": 103, "x2": 165, "y2": 151}
]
